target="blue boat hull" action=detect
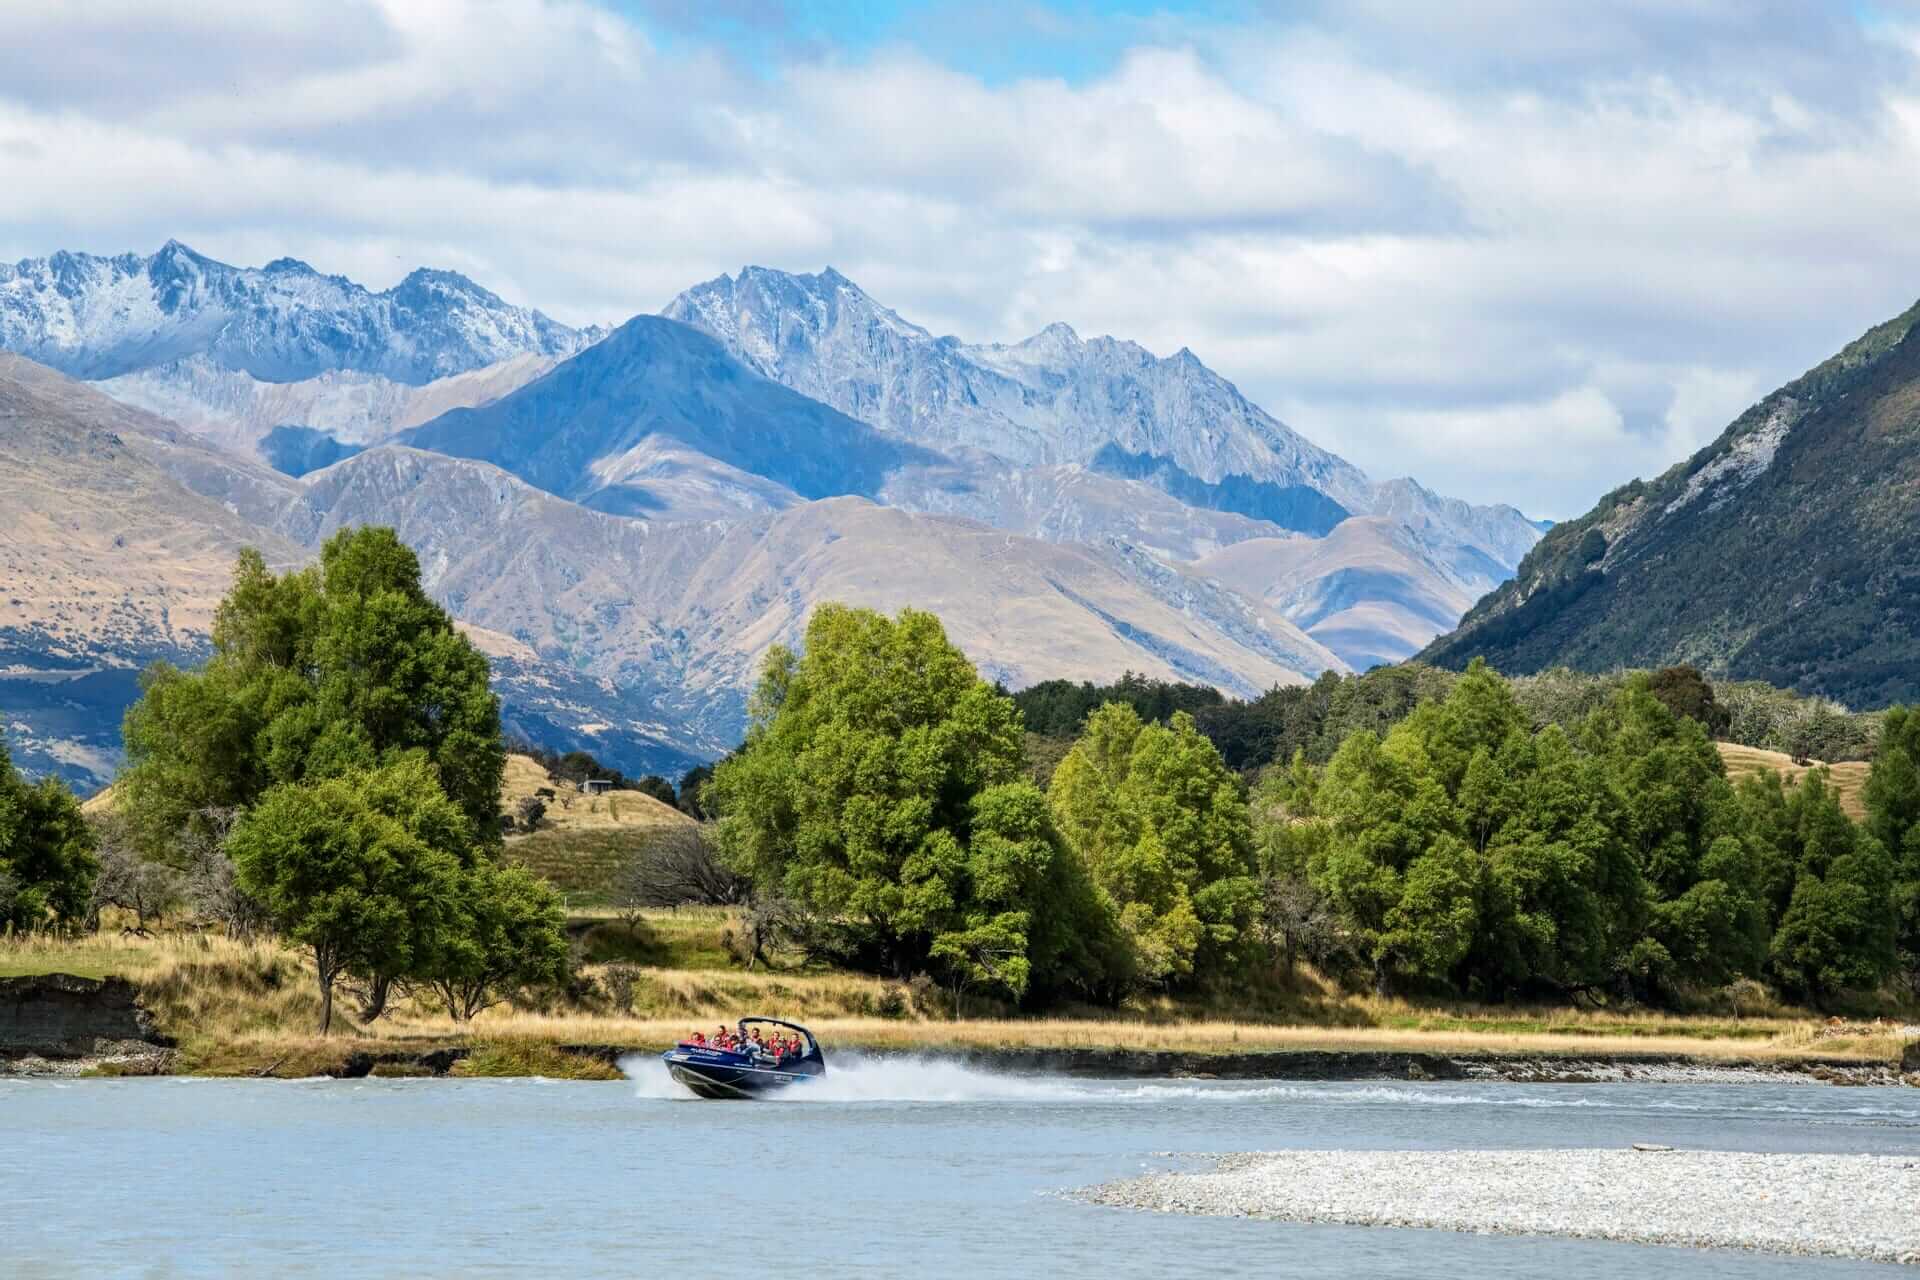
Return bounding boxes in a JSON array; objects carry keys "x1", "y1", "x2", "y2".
[{"x1": 663, "y1": 1049, "x2": 822, "y2": 1100}]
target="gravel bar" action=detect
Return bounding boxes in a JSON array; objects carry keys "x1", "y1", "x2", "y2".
[{"x1": 1078, "y1": 1148, "x2": 1920, "y2": 1265}]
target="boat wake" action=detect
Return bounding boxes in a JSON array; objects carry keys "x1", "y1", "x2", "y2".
[
  {"x1": 619, "y1": 1055, "x2": 1920, "y2": 1119},
  {"x1": 623, "y1": 1051, "x2": 1091, "y2": 1102}
]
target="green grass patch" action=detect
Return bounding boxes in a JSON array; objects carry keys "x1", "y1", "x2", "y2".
[
  {"x1": 454, "y1": 1040, "x2": 622, "y2": 1080},
  {"x1": 569, "y1": 908, "x2": 740, "y2": 970},
  {"x1": 0, "y1": 943, "x2": 128, "y2": 981},
  {"x1": 506, "y1": 829, "x2": 653, "y2": 901}
]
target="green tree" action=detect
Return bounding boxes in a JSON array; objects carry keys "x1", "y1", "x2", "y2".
[
  {"x1": 1771, "y1": 840, "x2": 1899, "y2": 1004},
  {"x1": 1468, "y1": 726, "x2": 1646, "y2": 997},
  {"x1": 1767, "y1": 770, "x2": 1899, "y2": 1003},
  {"x1": 1650, "y1": 835, "x2": 1771, "y2": 987},
  {"x1": 1300, "y1": 665, "x2": 1789, "y2": 1001},
  {"x1": 422, "y1": 862, "x2": 569, "y2": 1022},
  {"x1": 120, "y1": 529, "x2": 505, "y2": 849},
  {"x1": 1310, "y1": 725, "x2": 1455, "y2": 991},
  {"x1": 632, "y1": 775, "x2": 677, "y2": 806},
  {"x1": 1581, "y1": 677, "x2": 1727, "y2": 902},
  {"x1": 710, "y1": 605, "x2": 1090, "y2": 997},
  {"x1": 227, "y1": 757, "x2": 471, "y2": 1033},
  {"x1": 1646, "y1": 665, "x2": 1733, "y2": 738},
  {"x1": 1048, "y1": 704, "x2": 1258, "y2": 988},
  {"x1": 1863, "y1": 706, "x2": 1920, "y2": 985},
  {"x1": 1249, "y1": 758, "x2": 1339, "y2": 981},
  {"x1": 0, "y1": 734, "x2": 97, "y2": 930},
  {"x1": 675, "y1": 763, "x2": 715, "y2": 819}
]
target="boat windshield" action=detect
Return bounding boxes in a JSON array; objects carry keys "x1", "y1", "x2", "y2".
[
  {"x1": 674, "y1": 1019, "x2": 817, "y2": 1059},
  {"x1": 737, "y1": 1018, "x2": 816, "y2": 1058}
]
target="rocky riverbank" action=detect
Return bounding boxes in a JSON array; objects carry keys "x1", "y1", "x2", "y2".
[
  {"x1": 1078, "y1": 1148, "x2": 1920, "y2": 1266},
  {"x1": 0, "y1": 973, "x2": 173, "y2": 1075}
]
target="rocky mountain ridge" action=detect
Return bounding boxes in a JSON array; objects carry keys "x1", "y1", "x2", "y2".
[
  {"x1": 663, "y1": 266, "x2": 1539, "y2": 570},
  {"x1": 664, "y1": 266, "x2": 1377, "y2": 518},
  {"x1": 1, "y1": 358, "x2": 1341, "y2": 791},
  {"x1": 0, "y1": 244, "x2": 1559, "y2": 790},
  {"x1": 0, "y1": 241, "x2": 597, "y2": 385}
]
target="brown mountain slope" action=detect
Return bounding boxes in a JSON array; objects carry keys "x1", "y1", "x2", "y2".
[
  {"x1": 290, "y1": 447, "x2": 1341, "y2": 748},
  {"x1": 0, "y1": 354, "x2": 306, "y2": 784},
  {"x1": 3, "y1": 355, "x2": 1345, "y2": 791},
  {"x1": 0, "y1": 354, "x2": 303, "y2": 661},
  {"x1": 1197, "y1": 517, "x2": 1482, "y2": 669}
]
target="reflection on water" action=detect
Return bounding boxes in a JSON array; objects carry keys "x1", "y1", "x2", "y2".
[{"x1": 6, "y1": 1069, "x2": 1917, "y2": 1279}]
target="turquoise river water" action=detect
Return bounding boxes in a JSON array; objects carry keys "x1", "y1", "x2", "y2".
[{"x1": 5, "y1": 1058, "x2": 1918, "y2": 1278}]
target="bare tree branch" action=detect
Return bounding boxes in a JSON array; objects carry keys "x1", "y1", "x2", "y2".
[{"x1": 615, "y1": 824, "x2": 746, "y2": 918}]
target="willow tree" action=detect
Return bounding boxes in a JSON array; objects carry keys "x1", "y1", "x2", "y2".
[{"x1": 1047, "y1": 704, "x2": 1258, "y2": 989}]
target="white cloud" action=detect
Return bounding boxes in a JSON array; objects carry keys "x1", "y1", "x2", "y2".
[{"x1": 2, "y1": 0, "x2": 1919, "y2": 518}]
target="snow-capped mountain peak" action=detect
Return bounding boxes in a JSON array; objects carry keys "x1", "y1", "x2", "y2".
[
  {"x1": 666, "y1": 263, "x2": 1375, "y2": 511},
  {"x1": 0, "y1": 243, "x2": 597, "y2": 385}
]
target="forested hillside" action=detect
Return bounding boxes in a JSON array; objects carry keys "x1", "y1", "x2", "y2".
[{"x1": 1422, "y1": 299, "x2": 1920, "y2": 707}]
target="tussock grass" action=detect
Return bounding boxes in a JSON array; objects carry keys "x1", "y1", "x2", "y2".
[{"x1": 5, "y1": 919, "x2": 1907, "y2": 1073}]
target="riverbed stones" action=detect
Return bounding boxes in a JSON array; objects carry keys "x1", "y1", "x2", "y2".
[{"x1": 1079, "y1": 1148, "x2": 1920, "y2": 1266}]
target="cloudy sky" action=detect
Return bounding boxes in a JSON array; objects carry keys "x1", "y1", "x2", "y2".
[{"x1": 4, "y1": 1, "x2": 1920, "y2": 517}]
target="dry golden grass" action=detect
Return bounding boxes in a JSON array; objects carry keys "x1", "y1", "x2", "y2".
[
  {"x1": 501, "y1": 755, "x2": 692, "y2": 834},
  {"x1": 499, "y1": 756, "x2": 696, "y2": 900},
  {"x1": 6, "y1": 922, "x2": 1909, "y2": 1074},
  {"x1": 1717, "y1": 742, "x2": 1872, "y2": 820}
]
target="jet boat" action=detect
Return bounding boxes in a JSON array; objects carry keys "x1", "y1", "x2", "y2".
[{"x1": 662, "y1": 1018, "x2": 826, "y2": 1099}]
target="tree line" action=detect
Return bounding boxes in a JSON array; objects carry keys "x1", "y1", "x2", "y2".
[
  {"x1": 702, "y1": 612, "x2": 1917, "y2": 1010},
  {"x1": 1262, "y1": 662, "x2": 1912, "y2": 1005},
  {"x1": 3, "y1": 527, "x2": 1914, "y2": 1023},
  {"x1": 1013, "y1": 660, "x2": 1880, "y2": 776}
]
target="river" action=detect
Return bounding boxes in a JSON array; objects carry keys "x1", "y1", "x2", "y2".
[{"x1": 5, "y1": 1059, "x2": 1917, "y2": 1277}]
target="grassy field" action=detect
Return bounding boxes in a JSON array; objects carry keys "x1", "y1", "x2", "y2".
[
  {"x1": 498, "y1": 755, "x2": 695, "y2": 901},
  {"x1": 4, "y1": 917, "x2": 1911, "y2": 1077},
  {"x1": 1716, "y1": 742, "x2": 1872, "y2": 820}
]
